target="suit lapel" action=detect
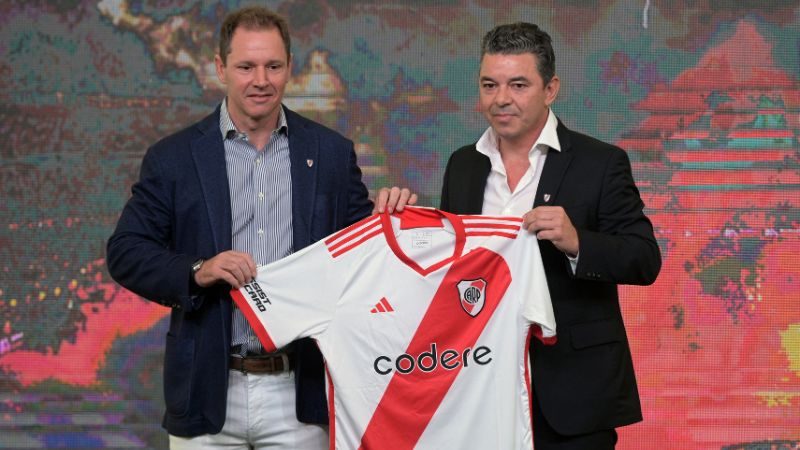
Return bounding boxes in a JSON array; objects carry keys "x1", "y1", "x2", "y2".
[
  {"x1": 191, "y1": 108, "x2": 232, "y2": 253},
  {"x1": 192, "y1": 107, "x2": 234, "y2": 335},
  {"x1": 534, "y1": 120, "x2": 573, "y2": 207},
  {"x1": 466, "y1": 151, "x2": 491, "y2": 214},
  {"x1": 285, "y1": 108, "x2": 318, "y2": 249}
]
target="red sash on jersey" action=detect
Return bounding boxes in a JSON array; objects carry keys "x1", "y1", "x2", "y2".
[{"x1": 359, "y1": 247, "x2": 512, "y2": 450}]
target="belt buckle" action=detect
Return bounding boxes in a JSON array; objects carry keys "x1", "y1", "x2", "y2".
[
  {"x1": 268, "y1": 353, "x2": 290, "y2": 373},
  {"x1": 278, "y1": 352, "x2": 290, "y2": 373},
  {"x1": 230, "y1": 354, "x2": 246, "y2": 374}
]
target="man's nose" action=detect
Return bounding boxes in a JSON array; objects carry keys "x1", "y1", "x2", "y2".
[
  {"x1": 495, "y1": 85, "x2": 511, "y2": 105},
  {"x1": 253, "y1": 67, "x2": 269, "y2": 87}
]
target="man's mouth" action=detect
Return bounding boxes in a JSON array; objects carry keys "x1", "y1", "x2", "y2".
[
  {"x1": 493, "y1": 112, "x2": 516, "y2": 120},
  {"x1": 248, "y1": 92, "x2": 272, "y2": 101}
]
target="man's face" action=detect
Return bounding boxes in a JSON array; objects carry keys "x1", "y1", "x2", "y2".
[
  {"x1": 215, "y1": 27, "x2": 291, "y2": 130},
  {"x1": 479, "y1": 52, "x2": 559, "y2": 148}
]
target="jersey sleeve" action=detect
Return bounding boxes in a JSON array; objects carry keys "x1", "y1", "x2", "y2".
[
  {"x1": 230, "y1": 238, "x2": 342, "y2": 352},
  {"x1": 515, "y1": 229, "x2": 557, "y2": 341}
]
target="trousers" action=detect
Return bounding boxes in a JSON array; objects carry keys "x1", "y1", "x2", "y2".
[{"x1": 169, "y1": 369, "x2": 328, "y2": 449}]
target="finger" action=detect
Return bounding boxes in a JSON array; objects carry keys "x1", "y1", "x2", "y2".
[
  {"x1": 220, "y1": 270, "x2": 245, "y2": 289},
  {"x1": 372, "y1": 188, "x2": 390, "y2": 214},
  {"x1": 528, "y1": 218, "x2": 556, "y2": 236},
  {"x1": 535, "y1": 205, "x2": 559, "y2": 214},
  {"x1": 394, "y1": 188, "x2": 413, "y2": 211},
  {"x1": 389, "y1": 187, "x2": 403, "y2": 213},
  {"x1": 246, "y1": 256, "x2": 258, "y2": 280},
  {"x1": 232, "y1": 252, "x2": 258, "y2": 280},
  {"x1": 536, "y1": 228, "x2": 562, "y2": 242},
  {"x1": 204, "y1": 259, "x2": 235, "y2": 287},
  {"x1": 521, "y1": 206, "x2": 539, "y2": 222},
  {"x1": 523, "y1": 221, "x2": 539, "y2": 234},
  {"x1": 214, "y1": 258, "x2": 245, "y2": 287},
  {"x1": 522, "y1": 211, "x2": 538, "y2": 230},
  {"x1": 522, "y1": 215, "x2": 533, "y2": 229},
  {"x1": 221, "y1": 252, "x2": 257, "y2": 283},
  {"x1": 230, "y1": 262, "x2": 252, "y2": 287}
]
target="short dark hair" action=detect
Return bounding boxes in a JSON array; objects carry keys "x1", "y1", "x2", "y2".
[
  {"x1": 481, "y1": 22, "x2": 555, "y2": 84},
  {"x1": 218, "y1": 6, "x2": 291, "y2": 65}
]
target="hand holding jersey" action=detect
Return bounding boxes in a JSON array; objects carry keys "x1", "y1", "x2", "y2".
[
  {"x1": 193, "y1": 250, "x2": 258, "y2": 289},
  {"x1": 522, "y1": 206, "x2": 579, "y2": 257}
]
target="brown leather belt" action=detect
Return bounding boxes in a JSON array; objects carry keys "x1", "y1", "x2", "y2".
[{"x1": 229, "y1": 353, "x2": 292, "y2": 374}]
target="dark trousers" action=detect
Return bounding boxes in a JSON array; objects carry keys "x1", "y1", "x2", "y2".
[{"x1": 532, "y1": 387, "x2": 618, "y2": 450}]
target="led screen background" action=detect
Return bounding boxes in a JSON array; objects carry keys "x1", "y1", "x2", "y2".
[{"x1": 1, "y1": 1, "x2": 798, "y2": 448}]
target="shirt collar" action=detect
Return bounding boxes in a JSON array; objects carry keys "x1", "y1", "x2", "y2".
[
  {"x1": 219, "y1": 98, "x2": 289, "y2": 140},
  {"x1": 476, "y1": 108, "x2": 561, "y2": 158}
]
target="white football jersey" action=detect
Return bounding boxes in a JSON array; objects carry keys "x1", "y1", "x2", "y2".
[{"x1": 231, "y1": 206, "x2": 556, "y2": 450}]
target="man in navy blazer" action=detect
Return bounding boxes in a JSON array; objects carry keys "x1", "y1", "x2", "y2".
[
  {"x1": 107, "y1": 6, "x2": 413, "y2": 448},
  {"x1": 439, "y1": 23, "x2": 661, "y2": 449}
]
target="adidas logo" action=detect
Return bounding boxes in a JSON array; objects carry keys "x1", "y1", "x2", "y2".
[{"x1": 370, "y1": 297, "x2": 394, "y2": 314}]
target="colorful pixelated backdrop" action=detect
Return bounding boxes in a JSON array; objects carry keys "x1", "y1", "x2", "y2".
[{"x1": 1, "y1": 0, "x2": 799, "y2": 448}]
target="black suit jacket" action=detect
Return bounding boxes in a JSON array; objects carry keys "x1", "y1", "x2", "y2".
[
  {"x1": 440, "y1": 120, "x2": 661, "y2": 435},
  {"x1": 107, "y1": 106, "x2": 373, "y2": 437}
]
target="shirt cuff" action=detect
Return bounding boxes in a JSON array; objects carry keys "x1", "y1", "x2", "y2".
[{"x1": 567, "y1": 252, "x2": 579, "y2": 274}]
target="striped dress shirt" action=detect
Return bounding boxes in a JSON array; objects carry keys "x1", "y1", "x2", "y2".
[{"x1": 220, "y1": 99, "x2": 293, "y2": 355}]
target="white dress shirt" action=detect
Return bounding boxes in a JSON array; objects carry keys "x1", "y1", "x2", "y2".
[
  {"x1": 477, "y1": 109, "x2": 578, "y2": 272},
  {"x1": 476, "y1": 109, "x2": 560, "y2": 216}
]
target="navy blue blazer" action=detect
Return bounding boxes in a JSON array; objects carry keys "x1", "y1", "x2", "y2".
[
  {"x1": 440, "y1": 120, "x2": 661, "y2": 436},
  {"x1": 107, "y1": 105, "x2": 373, "y2": 437}
]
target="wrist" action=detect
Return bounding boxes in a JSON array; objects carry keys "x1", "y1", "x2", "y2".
[{"x1": 191, "y1": 258, "x2": 205, "y2": 284}]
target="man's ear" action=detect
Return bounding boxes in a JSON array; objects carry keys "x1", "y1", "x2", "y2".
[
  {"x1": 214, "y1": 54, "x2": 226, "y2": 85},
  {"x1": 545, "y1": 75, "x2": 560, "y2": 106}
]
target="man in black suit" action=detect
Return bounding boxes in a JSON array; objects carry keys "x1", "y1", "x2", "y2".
[{"x1": 440, "y1": 22, "x2": 661, "y2": 449}]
